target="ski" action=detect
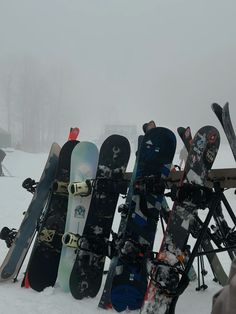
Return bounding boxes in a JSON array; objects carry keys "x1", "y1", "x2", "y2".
[
  {"x1": 212, "y1": 102, "x2": 236, "y2": 161},
  {"x1": 222, "y1": 103, "x2": 236, "y2": 160}
]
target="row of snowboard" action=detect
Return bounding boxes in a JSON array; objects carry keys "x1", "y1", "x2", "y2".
[{"x1": 0, "y1": 103, "x2": 235, "y2": 314}]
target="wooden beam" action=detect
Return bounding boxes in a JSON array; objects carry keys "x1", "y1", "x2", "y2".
[{"x1": 124, "y1": 168, "x2": 236, "y2": 189}]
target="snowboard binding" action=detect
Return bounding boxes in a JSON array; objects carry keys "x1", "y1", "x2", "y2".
[
  {"x1": 68, "y1": 180, "x2": 92, "y2": 196},
  {"x1": 0, "y1": 227, "x2": 17, "y2": 248},
  {"x1": 150, "y1": 261, "x2": 189, "y2": 297},
  {"x1": 79, "y1": 235, "x2": 112, "y2": 256},
  {"x1": 139, "y1": 194, "x2": 160, "y2": 221},
  {"x1": 168, "y1": 183, "x2": 212, "y2": 208},
  {"x1": 62, "y1": 232, "x2": 80, "y2": 248},
  {"x1": 53, "y1": 180, "x2": 69, "y2": 195},
  {"x1": 226, "y1": 228, "x2": 236, "y2": 246},
  {"x1": 22, "y1": 177, "x2": 38, "y2": 194},
  {"x1": 94, "y1": 177, "x2": 128, "y2": 196},
  {"x1": 62, "y1": 232, "x2": 112, "y2": 257},
  {"x1": 118, "y1": 203, "x2": 129, "y2": 217},
  {"x1": 211, "y1": 224, "x2": 236, "y2": 246},
  {"x1": 119, "y1": 239, "x2": 149, "y2": 264},
  {"x1": 134, "y1": 175, "x2": 166, "y2": 196}
]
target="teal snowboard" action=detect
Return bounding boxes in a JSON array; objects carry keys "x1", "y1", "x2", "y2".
[{"x1": 57, "y1": 142, "x2": 99, "y2": 292}]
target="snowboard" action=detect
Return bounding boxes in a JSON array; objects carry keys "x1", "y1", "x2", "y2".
[
  {"x1": 98, "y1": 135, "x2": 144, "y2": 309},
  {"x1": 141, "y1": 125, "x2": 220, "y2": 314},
  {"x1": 57, "y1": 141, "x2": 99, "y2": 292},
  {"x1": 0, "y1": 142, "x2": 60, "y2": 281},
  {"x1": 110, "y1": 127, "x2": 177, "y2": 312},
  {"x1": 23, "y1": 140, "x2": 78, "y2": 291},
  {"x1": 69, "y1": 134, "x2": 131, "y2": 299},
  {"x1": 177, "y1": 126, "x2": 192, "y2": 153},
  {"x1": 212, "y1": 102, "x2": 236, "y2": 161},
  {"x1": 177, "y1": 126, "x2": 228, "y2": 286}
]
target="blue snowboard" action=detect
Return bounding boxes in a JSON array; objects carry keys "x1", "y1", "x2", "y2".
[{"x1": 110, "y1": 127, "x2": 177, "y2": 312}]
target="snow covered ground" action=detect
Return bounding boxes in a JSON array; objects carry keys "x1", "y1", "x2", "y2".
[{"x1": 0, "y1": 141, "x2": 235, "y2": 314}]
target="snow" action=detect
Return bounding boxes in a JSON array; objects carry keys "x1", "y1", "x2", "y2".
[{"x1": 0, "y1": 143, "x2": 235, "y2": 314}]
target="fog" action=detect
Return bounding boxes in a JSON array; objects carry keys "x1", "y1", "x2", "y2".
[{"x1": 0, "y1": 0, "x2": 235, "y2": 150}]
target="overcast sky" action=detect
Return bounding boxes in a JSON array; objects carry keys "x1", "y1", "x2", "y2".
[{"x1": 0, "y1": 0, "x2": 235, "y2": 143}]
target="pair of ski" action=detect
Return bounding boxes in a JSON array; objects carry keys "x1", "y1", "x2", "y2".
[{"x1": 212, "y1": 102, "x2": 236, "y2": 160}]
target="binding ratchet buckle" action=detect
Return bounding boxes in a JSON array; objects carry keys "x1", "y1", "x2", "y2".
[{"x1": 68, "y1": 179, "x2": 92, "y2": 196}]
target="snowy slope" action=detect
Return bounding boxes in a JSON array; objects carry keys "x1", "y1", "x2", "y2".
[{"x1": 0, "y1": 142, "x2": 235, "y2": 314}]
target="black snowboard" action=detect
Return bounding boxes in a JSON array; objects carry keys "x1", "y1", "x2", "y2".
[
  {"x1": 98, "y1": 135, "x2": 144, "y2": 309},
  {"x1": 23, "y1": 140, "x2": 78, "y2": 291},
  {"x1": 69, "y1": 134, "x2": 130, "y2": 299},
  {"x1": 141, "y1": 125, "x2": 220, "y2": 314},
  {"x1": 177, "y1": 125, "x2": 228, "y2": 285}
]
